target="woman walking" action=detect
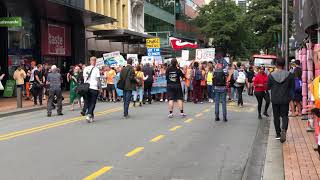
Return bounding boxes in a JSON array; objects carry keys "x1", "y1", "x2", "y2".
[
  {"x1": 68, "y1": 66, "x2": 82, "y2": 111},
  {"x1": 133, "y1": 65, "x2": 145, "y2": 107},
  {"x1": 253, "y1": 66, "x2": 270, "y2": 119}
]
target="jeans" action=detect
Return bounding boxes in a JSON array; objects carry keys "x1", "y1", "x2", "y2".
[
  {"x1": 207, "y1": 85, "x2": 213, "y2": 100},
  {"x1": 123, "y1": 90, "x2": 132, "y2": 116},
  {"x1": 255, "y1": 91, "x2": 270, "y2": 115},
  {"x1": 181, "y1": 81, "x2": 188, "y2": 101},
  {"x1": 82, "y1": 89, "x2": 99, "y2": 117},
  {"x1": 237, "y1": 85, "x2": 244, "y2": 106},
  {"x1": 231, "y1": 87, "x2": 237, "y2": 101},
  {"x1": 47, "y1": 89, "x2": 62, "y2": 114},
  {"x1": 133, "y1": 87, "x2": 143, "y2": 102},
  {"x1": 215, "y1": 89, "x2": 227, "y2": 118},
  {"x1": 272, "y1": 104, "x2": 289, "y2": 136}
]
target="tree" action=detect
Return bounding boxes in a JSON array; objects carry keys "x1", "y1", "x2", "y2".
[
  {"x1": 246, "y1": 0, "x2": 283, "y2": 54},
  {"x1": 195, "y1": 0, "x2": 253, "y2": 59}
]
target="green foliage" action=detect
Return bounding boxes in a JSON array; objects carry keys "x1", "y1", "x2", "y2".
[{"x1": 195, "y1": 0, "x2": 254, "y2": 59}]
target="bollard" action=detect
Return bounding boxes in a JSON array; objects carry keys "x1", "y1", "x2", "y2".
[{"x1": 17, "y1": 86, "x2": 22, "y2": 108}]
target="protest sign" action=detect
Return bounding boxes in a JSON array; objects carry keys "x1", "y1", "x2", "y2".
[
  {"x1": 141, "y1": 56, "x2": 154, "y2": 65},
  {"x1": 181, "y1": 50, "x2": 189, "y2": 61},
  {"x1": 196, "y1": 48, "x2": 215, "y2": 62},
  {"x1": 127, "y1": 54, "x2": 139, "y2": 66}
]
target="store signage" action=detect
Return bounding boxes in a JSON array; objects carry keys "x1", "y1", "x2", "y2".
[
  {"x1": 147, "y1": 48, "x2": 160, "y2": 56},
  {"x1": 3, "y1": 80, "x2": 16, "y2": 97},
  {"x1": 196, "y1": 48, "x2": 215, "y2": 61},
  {"x1": 48, "y1": 24, "x2": 66, "y2": 55},
  {"x1": 0, "y1": 17, "x2": 22, "y2": 27},
  {"x1": 146, "y1": 38, "x2": 160, "y2": 48}
]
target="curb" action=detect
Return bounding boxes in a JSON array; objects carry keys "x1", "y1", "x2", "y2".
[{"x1": 241, "y1": 117, "x2": 270, "y2": 180}]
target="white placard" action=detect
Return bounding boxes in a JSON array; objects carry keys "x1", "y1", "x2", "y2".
[
  {"x1": 196, "y1": 48, "x2": 215, "y2": 62},
  {"x1": 181, "y1": 50, "x2": 189, "y2": 61}
]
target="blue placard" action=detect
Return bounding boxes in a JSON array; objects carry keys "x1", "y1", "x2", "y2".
[{"x1": 147, "y1": 48, "x2": 161, "y2": 56}]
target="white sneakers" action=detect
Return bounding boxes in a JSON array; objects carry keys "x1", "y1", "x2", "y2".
[
  {"x1": 168, "y1": 113, "x2": 187, "y2": 118},
  {"x1": 86, "y1": 115, "x2": 93, "y2": 123}
]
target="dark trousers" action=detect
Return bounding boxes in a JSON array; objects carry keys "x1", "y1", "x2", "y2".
[
  {"x1": 272, "y1": 104, "x2": 289, "y2": 136},
  {"x1": 144, "y1": 82, "x2": 152, "y2": 102},
  {"x1": 193, "y1": 80, "x2": 202, "y2": 102},
  {"x1": 255, "y1": 91, "x2": 270, "y2": 115},
  {"x1": 33, "y1": 87, "x2": 43, "y2": 105},
  {"x1": 237, "y1": 85, "x2": 244, "y2": 106},
  {"x1": 82, "y1": 89, "x2": 99, "y2": 117},
  {"x1": 47, "y1": 89, "x2": 62, "y2": 114},
  {"x1": 123, "y1": 90, "x2": 132, "y2": 116}
]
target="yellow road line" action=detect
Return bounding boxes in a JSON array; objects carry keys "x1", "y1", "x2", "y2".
[
  {"x1": 0, "y1": 107, "x2": 122, "y2": 141},
  {"x1": 83, "y1": 166, "x2": 113, "y2": 180},
  {"x1": 149, "y1": 135, "x2": 165, "y2": 143},
  {"x1": 195, "y1": 113, "x2": 203, "y2": 118},
  {"x1": 125, "y1": 147, "x2": 144, "y2": 157},
  {"x1": 184, "y1": 118, "x2": 193, "y2": 123},
  {"x1": 203, "y1": 109, "x2": 210, "y2": 113},
  {"x1": 169, "y1": 125, "x2": 182, "y2": 132}
]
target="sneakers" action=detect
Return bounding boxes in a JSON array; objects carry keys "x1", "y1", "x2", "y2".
[
  {"x1": 223, "y1": 118, "x2": 228, "y2": 122},
  {"x1": 263, "y1": 112, "x2": 270, "y2": 117},
  {"x1": 57, "y1": 113, "x2": 64, "y2": 116},
  {"x1": 165, "y1": 99, "x2": 168, "y2": 102},
  {"x1": 160, "y1": 99, "x2": 163, "y2": 102},
  {"x1": 168, "y1": 113, "x2": 174, "y2": 118},
  {"x1": 180, "y1": 113, "x2": 187, "y2": 118},
  {"x1": 86, "y1": 115, "x2": 93, "y2": 123},
  {"x1": 215, "y1": 117, "x2": 220, "y2": 121},
  {"x1": 80, "y1": 111, "x2": 86, "y2": 116},
  {"x1": 275, "y1": 135, "x2": 281, "y2": 140},
  {"x1": 258, "y1": 115, "x2": 262, "y2": 120},
  {"x1": 280, "y1": 130, "x2": 287, "y2": 143}
]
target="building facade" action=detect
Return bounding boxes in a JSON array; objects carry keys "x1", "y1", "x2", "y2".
[
  {"x1": 145, "y1": 0, "x2": 205, "y2": 58},
  {"x1": 0, "y1": 0, "x2": 113, "y2": 76},
  {"x1": 85, "y1": 0, "x2": 147, "y2": 58}
]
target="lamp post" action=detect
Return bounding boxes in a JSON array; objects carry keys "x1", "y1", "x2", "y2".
[{"x1": 284, "y1": 0, "x2": 289, "y2": 71}]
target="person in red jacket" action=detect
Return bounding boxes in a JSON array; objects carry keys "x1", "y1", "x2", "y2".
[{"x1": 254, "y1": 66, "x2": 270, "y2": 119}]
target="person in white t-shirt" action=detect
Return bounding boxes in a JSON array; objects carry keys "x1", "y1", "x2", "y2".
[{"x1": 81, "y1": 56, "x2": 101, "y2": 123}]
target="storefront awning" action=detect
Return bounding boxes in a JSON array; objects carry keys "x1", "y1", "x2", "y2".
[{"x1": 93, "y1": 29, "x2": 154, "y2": 44}]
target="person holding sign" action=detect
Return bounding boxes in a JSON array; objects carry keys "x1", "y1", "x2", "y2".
[{"x1": 166, "y1": 59, "x2": 186, "y2": 118}]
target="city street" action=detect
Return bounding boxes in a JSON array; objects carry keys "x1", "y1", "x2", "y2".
[{"x1": 0, "y1": 97, "x2": 261, "y2": 180}]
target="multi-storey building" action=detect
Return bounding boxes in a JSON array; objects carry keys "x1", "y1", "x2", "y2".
[
  {"x1": 84, "y1": 0, "x2": 150, "y2": 58},
  {"x1": 0, "y1": 0, "x2": 114, "y2": 76}
]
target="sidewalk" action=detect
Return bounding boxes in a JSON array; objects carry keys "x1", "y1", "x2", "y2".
[
  {"x1": 0, "y1": 92, "x2": 70, "y2": 117},
  {"x1": 283, "y1": 117, "x2": 320, "y2": 180}
]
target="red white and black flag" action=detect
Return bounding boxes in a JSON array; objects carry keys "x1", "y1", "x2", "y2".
[{"x1": 169, "y1": 37, "x2": 198, "y2": 50}]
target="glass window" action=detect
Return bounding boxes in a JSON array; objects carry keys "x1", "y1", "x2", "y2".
[
  {"x1": 146, "y1": 0, "x2": 175, "y2": 15},
  {"x1": 144, "y1": 14, "x2": 174, "y2": 32}
]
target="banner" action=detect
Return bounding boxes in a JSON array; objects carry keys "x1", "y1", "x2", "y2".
[{"x1": 196, "y1": 48, "x2": 215, "y2": 61}]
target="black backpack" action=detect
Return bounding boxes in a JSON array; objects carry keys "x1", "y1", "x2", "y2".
[{"x1": 214, "y1": 70, "x2": 226, "y2": 86}]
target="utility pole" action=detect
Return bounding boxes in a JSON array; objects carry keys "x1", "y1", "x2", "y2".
[
  {"x1": 281, "y1": 0, "x2": 285, "y2": 59},
  {"x1": 285, "y1": 0, "x2": 289, "y2": 71}
]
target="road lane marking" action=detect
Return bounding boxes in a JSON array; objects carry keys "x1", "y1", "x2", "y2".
[
  {"x1": 150, "y1": 135, "x2": 165, "y2": 143},
  {"x1": 0, "y1": 107, "x2": 122, "y2": 141},
  {"x1": 83, "y1": 166, "x2": 113, "y2": 180},
  {"x1": 184, "y1": 118, "x2": 193, "y2": 123},
  {"x1": 126, "y1": 147, "x2": 144, "y2": 157},
  {"x1": 203, "y1": 109, "x2": 210, "y2": 113},
  {"x1": 170, "y1": 125, "x2": 182, "y2": 132},
  {"x1": 195, "y1": 113, "x2": 203, "y2": 117}
]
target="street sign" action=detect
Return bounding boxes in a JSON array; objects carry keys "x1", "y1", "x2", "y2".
[
  {"x1": 196, "y1": 48, "x2": 215, "y2": 61},
  {"x1": 146, "y1": 38, "x2": 160, "y2": 48},
  {"x1": 147, "y1": 48, "x2": 161, "y2": 56},
  {"x1": 0, "y1": 17, "x2": 22, "y2": 27}
]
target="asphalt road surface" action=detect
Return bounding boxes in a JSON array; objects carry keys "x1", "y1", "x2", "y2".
[{"x1": 0, "y1": 96, "x2": 262, "y2": 180}]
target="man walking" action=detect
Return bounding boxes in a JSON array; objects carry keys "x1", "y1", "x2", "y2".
[
  {"x1": 268, "y1": 58, "x2": 295, "y2": 143},
  {"x1": 118, "y1": 58, "x2": 136, "y2": 118},
  {"x1": 213, "y1": 63, "x2": 228, "y2": 122},
  {"x1": 143, "y1": 63, "x2": 155, "y2": 104},
  {"x1": 46, "y1": 65, "x2": 63, "y2": 117},
  {"x1": 81, "y1": 57, "x2": 101, "y2": 123}
]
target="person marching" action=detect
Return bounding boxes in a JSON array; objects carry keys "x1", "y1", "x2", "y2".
[
  {"x1": 253, "y1": 66, "x2": 270, "y2": 119},
  {"x1": 166, "y1": 59, "x2": 186, "y2": 118},
  {"x1": 133, "y1": 65, "x2": 145, "y2": 107},
  {"x1": 46, "y1": 65, "x2": 63, "y2": 117},
  {"x1": 213, "y1": 63, "x2": 228, "y2": 122}
]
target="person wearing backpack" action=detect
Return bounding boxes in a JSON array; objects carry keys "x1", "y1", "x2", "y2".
[
  {"x1": 213, "y1": 63, "x2": 228, "y2": 122},
  {"x1": 192, "y1": 62, "x2": 203, "y2": 104},
  {"x1": 253, "y1": 66, "x2": 270, "y2": 119},
  {"x1": 233, "y1": 62, "x2": 247, "y2": 107},
  {"x1": 293, "y1": 61, "x2": 302, "y2": 116}
]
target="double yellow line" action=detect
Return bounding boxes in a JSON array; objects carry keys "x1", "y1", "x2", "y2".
[{"x1": 0, "y1": 107, "x2": 122, "y2": 141}]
